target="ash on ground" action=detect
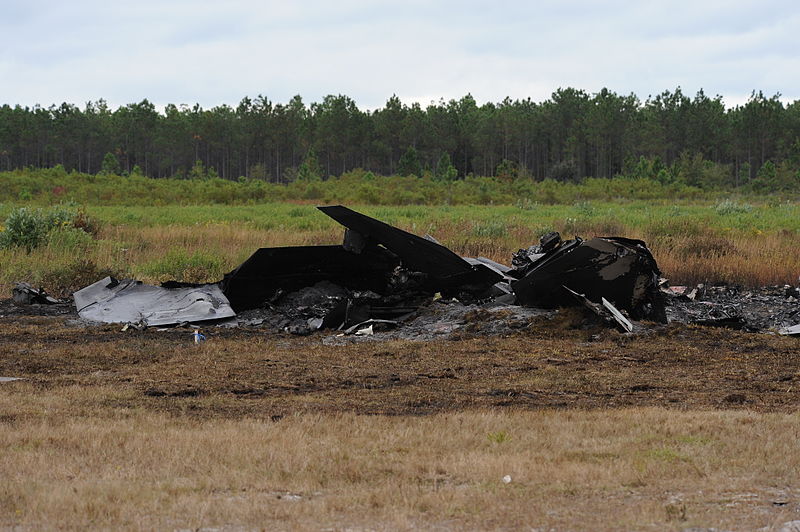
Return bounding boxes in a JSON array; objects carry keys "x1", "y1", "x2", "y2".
[
  {"x1": 664, "y1": 284, "x2": 800, "y2": 332},
  {"x1": 320, "y1": 301, "x2": 555, "y2": 345},
  {"x1": 5, "y1": 282, "x2": 799, "y2": 343}
]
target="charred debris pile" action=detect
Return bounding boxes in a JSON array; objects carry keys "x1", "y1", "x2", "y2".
[{"x1": 66, "y1": 205, "x2": 799, "y2": 338}]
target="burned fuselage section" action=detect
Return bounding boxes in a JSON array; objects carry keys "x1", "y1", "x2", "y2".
[
  {"x1": 74, "y1": 205, "x2": 666, "y2": 331},
  {"x1": 508, "y1": 232, "x2": 666, "y2": 322},
  {"x1": 216, "y1": 205, "x2": 506, "y2": 332},
  {"x1": 221, "y1": 244, "x2": 400, "y2": 312}
]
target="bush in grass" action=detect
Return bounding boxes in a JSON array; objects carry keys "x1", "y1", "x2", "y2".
[
  {"x1": 487, "y1": 431, "x2": 510, "y2": 444},
  {"x1": 0, "y1": 207, "x2": 49, "y2": 251},
  {"x1": 356, "y1": 183, "x2": 381, "y2": 204},
  {"x1": 0, "y1": 205, "x2": 98, "y2": 251},
  {"x1": 472, "y1": 219, "x2": 508, "y2": 238}
]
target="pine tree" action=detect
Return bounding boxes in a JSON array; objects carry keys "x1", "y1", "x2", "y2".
[
  {"x1": 100, "y1": 152, "x2": 120, "y2": 175},
  {"x1": 397, "y1": 146, "x2": 422, "y2": 177},
  {"x1": 434, "y1": 152, "x2": 458, "y2": 180},
  {"x1": 297, "y1": 149, "x2": 322, "y2": 181}
]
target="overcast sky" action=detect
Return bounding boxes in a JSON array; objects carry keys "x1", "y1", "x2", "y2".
[{"x1": 1, "y1": 0, "x2": 798, "y2": 111}]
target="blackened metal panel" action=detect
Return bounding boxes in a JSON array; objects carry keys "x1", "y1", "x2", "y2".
[
  {"x1": 512, "y1": 237, "x2": 665, "y2": 321},
  {"x1": 318, "y1": 205, "x2": 472, "y2": 276},
  {"x1": 317, "y1": 205, "x2": 502, "y2": 291},
  {"x1": 221, "y1": 245, "x2": 399, "y2": 311}
]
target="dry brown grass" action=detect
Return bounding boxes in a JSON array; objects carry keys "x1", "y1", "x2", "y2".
[
  {"x1": 1, "y1": 403, "x2": 799, "y2": 531},
  {"x1": 111, "y1": 222, "x2": 800, "y2": 288},
  {"x1": 3, "y1": 213, "x2": 800, "y2": 294},
  {"x1": 99, "y1": 224, "x2": 344, "y2": 276},
  {"x1": 3, "y1": 204, "x2": 800, "y2": 530}
]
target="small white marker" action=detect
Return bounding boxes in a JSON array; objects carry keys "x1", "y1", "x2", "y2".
[
  {"x1": 193, "y1": 330, "x2": 206, "y2": 344},
  {"x1": 502, "y1": 475, "x2": 512, "y2": 484}
]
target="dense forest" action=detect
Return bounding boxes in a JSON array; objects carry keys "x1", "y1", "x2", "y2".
[{"x1": 1, "y1": 88, "x2": 799, "y2": 189}]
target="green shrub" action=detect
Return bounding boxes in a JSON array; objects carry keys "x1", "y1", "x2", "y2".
[
  {"x1": 356, "y1": 184, "x2": 381, "y2": 204},
  {"x1": 0, "y1": 167, "x2": 794, "y2": 208},
  {"x1": 302, "y1": 183, "x2": 323, "y2": 200},
  {"x1": 487, "y1": 431, "x2": 510, "y2": 444},
  {"x1": 0, "y1": 205, "x2": 97, "y2": 251},
  {"x1": 43, "y1": 205, "x2": 78, "y2": 228},
  {"x1": 515, "y1": 198, "x2": 539, "y2": 211},
  {"x1": 0, "y1": 207, "x2": 49, "y2": 251},
  {"x1": 573, "y1": 201, "x2": 596, "y2": 217},
  {"x1": 472, "y1": 219, "x2": 508, "y2": 238}
]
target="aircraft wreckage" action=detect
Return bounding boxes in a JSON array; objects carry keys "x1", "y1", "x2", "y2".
[{"x1": 72, "y1": 205, "x2": 668, "y2": 334}]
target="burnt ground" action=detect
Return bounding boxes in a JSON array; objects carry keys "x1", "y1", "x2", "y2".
[{"x1": 2, "y1": 294, "x2": 800, "y2": 420}]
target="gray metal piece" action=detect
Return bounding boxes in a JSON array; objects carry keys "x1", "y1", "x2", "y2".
[
  {"x1": 563, "y1": 286, "x2": 634, "y2": 333},
  {"x1": 12, "y1": 282, "x2": 60, "y2": 305},
  {"x1": 602, "y1": 297, "x2": 634, "y2": 333},
  {"x1": 563, "y1": 285, "x2": 606, "y2": 317},
  {"x1": 74, "y1": 276, "x2": 235, "y2": 326},
  {"x1": 343, "y1": 319, "x2": 399, "y2": 335},
  {"x1": 463, "y1": 256, "x2": 513, "y2": 276},
  {"x1": 779, "y1": 324, "x2": 800, "y2": 336},
  {"x1": 463, "y1": 257, "x2": 515, "y2": 295}
]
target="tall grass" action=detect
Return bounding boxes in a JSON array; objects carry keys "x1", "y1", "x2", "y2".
[{"x1": 2, "y1": 202, "x2": 799, "y2": 294}]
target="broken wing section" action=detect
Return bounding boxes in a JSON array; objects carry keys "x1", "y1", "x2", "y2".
[
  {"x1": 317, "y1": 205, "x2": 502, "y2": 294},
  {"x1": 74, "y1": 276, "x2": 235, "y2": 326}
]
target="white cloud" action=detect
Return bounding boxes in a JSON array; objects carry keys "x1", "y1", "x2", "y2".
[{"x1": 1, "y1": 0, "x2": 798, "y2": 110}]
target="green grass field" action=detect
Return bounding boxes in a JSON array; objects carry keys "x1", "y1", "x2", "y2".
[
  {"x1": 4, "y1": 199, "x2": 798, "y2": 236},
  {"x1": 2, "y1": 167, "x2": 800, "y2": 294}
]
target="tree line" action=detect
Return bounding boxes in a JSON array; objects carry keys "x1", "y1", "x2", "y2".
[{"x1": 1, "y1": 88, "x2": 798, "y2": 188}]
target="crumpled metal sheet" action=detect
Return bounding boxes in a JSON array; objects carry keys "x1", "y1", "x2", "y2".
[
  {"x1": 74, "y1": 276, "x2": 235, "y2": 326},
  {"x1": 563, "y1": 285, "x2": 633, "y2": 332},
  {"x1": 69, "y1": 206, "x2": 671, "y2": 333}
]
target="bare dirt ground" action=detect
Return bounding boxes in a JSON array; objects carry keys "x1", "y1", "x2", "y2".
[
  {"x1": 1, "y1": 301, "x2": 799, "y2": 418},
  {"x1": 3, "y1": 302, "x2": 800, "y2": 531}
]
